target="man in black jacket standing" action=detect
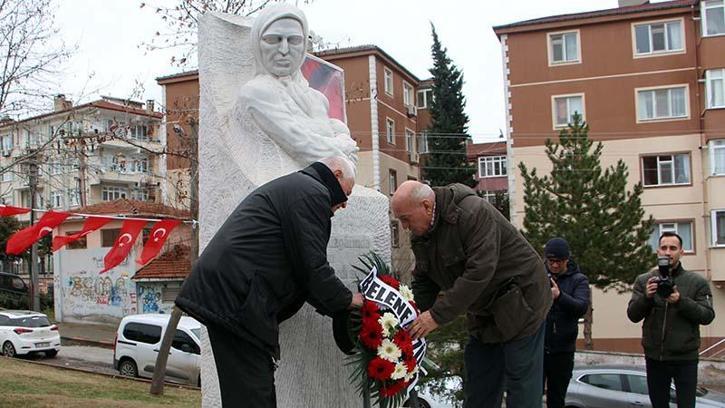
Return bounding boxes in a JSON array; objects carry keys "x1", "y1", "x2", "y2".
[
  {"x1": 542, "y1": 238, "x2": 590, "y2": 408},
  {"x1": 176, "y1": 156, "x2": 363, "y2": 407}
]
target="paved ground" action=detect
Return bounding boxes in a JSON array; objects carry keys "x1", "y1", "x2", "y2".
[{"x1": 20, "y1": 345, "x2": 117, "y2": 376}]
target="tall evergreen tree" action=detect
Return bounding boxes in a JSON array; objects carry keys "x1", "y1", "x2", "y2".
[
  {"x1": 421, "y1": 24, "x2": 475, "y2": 187},
  {"x1": 519, "y1": 114, "x2": 655, "y2": 347}
]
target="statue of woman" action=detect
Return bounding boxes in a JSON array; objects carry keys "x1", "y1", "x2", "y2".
[{"x1": 232, "y1": 4, "x2": 358, "y2": 184}]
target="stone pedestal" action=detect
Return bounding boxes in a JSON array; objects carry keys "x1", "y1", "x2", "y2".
[{"x1": 198, "y1": 12, "x2": 390, "y2": 407}]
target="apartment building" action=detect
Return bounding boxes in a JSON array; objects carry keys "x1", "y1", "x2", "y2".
[
  {"x1": 467, "y1": 140, "x2": 509, "y2": 200},
  {"x1": 494, "y1": 0, "x2": 725, "y2": 352},
  {"x1": 0, "y1": 95, "x2": 163, "y2": 215},
  {"x1": 157, "y1": 45, "x2": 430, "y2": 277}
]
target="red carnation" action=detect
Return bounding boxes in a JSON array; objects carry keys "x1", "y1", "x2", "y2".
[
  {"x1": 379, "y1": 274, "x2": 400, "y2": 290},
  {"x1": 360, "y1": 300, "x2": 381, "y2": 321},
  {"x1": 367, "y1": 357, "x2": 395, "y2": 381},
  {"x1": 380, "y1": 380, "x2": 409, "y2": 397},
  {"x1": 360, "y1": 324, "x2": 383, "y2": 349},
  {"x1": 394, "y1": 330, "x2": 414, "y2": 355}
]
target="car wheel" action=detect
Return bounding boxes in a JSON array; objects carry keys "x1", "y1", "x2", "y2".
[
  {"x1": 44, "y1": 349, "x2": 58, "y2": 358},
  {"x1": 118, "y1": 358, "x2": 138, "y2": 378},
  {"x1": 2, "y1": 341, "x2": 16, "y2": 358}
]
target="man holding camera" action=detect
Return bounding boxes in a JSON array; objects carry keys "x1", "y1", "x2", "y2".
[{"x1": 627, "y1": 232, "x2": 715, "y2": 408}]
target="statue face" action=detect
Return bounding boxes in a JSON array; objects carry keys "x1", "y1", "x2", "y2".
[{"x1": 259, "y1": 18, "x2": 305, "y2": 77}]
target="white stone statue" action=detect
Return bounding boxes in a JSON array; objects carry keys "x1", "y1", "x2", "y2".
[
  {"x1": 198, "y1": 4, "x2": 391, "y2": 408},
  {"x1": 231, "y1": 4, "x2": 358, "y2": 185}
]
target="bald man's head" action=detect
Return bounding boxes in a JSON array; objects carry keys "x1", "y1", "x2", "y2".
[{"x1": 391, "y1": 181, "x2": 435, "y2": 236}]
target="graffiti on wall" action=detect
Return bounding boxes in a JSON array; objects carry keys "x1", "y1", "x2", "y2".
[
  {"x1": 138, "y1": 285, "x2": 162, "y2": 313},
  {"x1": 62, "y1": 270, "x2": 137, "y2": 321}
]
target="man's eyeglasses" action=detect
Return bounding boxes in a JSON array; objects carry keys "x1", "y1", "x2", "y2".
[{"x1": 546, "y1": 258, "x2": 567, "y2": 265}]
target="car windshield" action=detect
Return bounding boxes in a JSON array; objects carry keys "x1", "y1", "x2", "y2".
[
  {"x1": 191, "y1": 328, "x2": 201, "y2": 340},
  {"x1": 11, "y1": 315, "x2": 51, "y2": 327}
]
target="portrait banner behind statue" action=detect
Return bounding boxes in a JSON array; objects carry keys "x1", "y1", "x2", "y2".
[{"x1": 198, "y1": 7, "x2": 390, "y2": 407}]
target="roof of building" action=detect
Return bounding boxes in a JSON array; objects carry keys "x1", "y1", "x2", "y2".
[
  {"x1": 133, "y1": 244, "x2": 191, "y2": 281},
  {"x1": 0, "y1": 98, "x2": 162, "y2": 129},
  {"x1": 155, "y1": 70, "x2": 200, "y2": 84},
  {"x1": 73, "y1": 199, "x2": 191, "y2": 219},
  {"x1": 467, "y1": 141, "x2": 507, "y2": 160},
  {"x1": 315, "y1": 45, "x2": 422, "y2": 83},
  {"x1": 493, "y1": 0, "x2": 696, "y2": 34}
]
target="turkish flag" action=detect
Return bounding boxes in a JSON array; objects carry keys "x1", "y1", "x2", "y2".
[
  {"x1": 6, "y1": 211, "x2": 70, "y2": 255},
  {"x1": 101, "y1": 219, "x2": 148, "y2": 273},
  {"x1": 52, "y1": 216, "x2": 113, "y2": 251},
  {"x1": 0, "y1": 205, "x2": 30, "y2": 217},
  {"x1": 137, "y1": 219, "x2": 181, "y2": 266}
]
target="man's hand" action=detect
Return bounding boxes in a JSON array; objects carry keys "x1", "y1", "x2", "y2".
[
  {"x1": 410, "y1": 311, "x2": 439, "y2": 340},
  {"x1": 551, "y1": 278, "x2": 560, "y2": 300},
  {"x1": 646, "y1": 276, "x2": 658, "y2": 299},
  {"x1": 666, "y1": 287, "x2": 681, "y2": 304},
  {"x1": 349, "y1": 292, "x2": 364, "y2": 309}
]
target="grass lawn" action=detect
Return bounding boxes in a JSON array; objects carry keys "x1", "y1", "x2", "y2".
[{"x1": 0, "y1": 357, "x2": 201, "y2": 407}]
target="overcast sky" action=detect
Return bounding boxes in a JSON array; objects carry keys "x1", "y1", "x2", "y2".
[{"x1": 54, "y1": 0, "x2": 620, "y2": 142}]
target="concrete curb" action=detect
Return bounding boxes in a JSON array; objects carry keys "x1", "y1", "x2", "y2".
[{"x1": 60, "y1": 335, "x2": 114, "y2": 349}]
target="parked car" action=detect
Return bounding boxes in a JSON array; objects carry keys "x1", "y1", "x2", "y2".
[
  {"x1": 0, "y1": 310, "x2": 61, "y2": 358},
  {"x1": 0, "y1": 272, "x2": 29, "y2": 309},
  {"x1": 114, "y1": 314, "x2": 202, "y2": 386},
  {"x1": 566, "y1": 365, "x2": 725, "y2": 407}
]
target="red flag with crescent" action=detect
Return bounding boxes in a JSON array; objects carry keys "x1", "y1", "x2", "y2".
[
  {"x1": 0, "y1": 205, "x2": 31, "y2": 217},
  {"x1": 137, "y1": 219, "x2": 181, "y2": 266},
  {"x1": 6, "y1": 211, "x2": 70, "y2": 255},
  {"x1": 101, "y1": 219, "x2": 148, "y2": 273},
  {"x1": 52, "y1": 216, "x2": 113, "y2": 251}
]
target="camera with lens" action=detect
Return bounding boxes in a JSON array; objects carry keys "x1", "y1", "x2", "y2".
[{"x1": 655, "y1": 256, "x2": 674, "y2": 298}]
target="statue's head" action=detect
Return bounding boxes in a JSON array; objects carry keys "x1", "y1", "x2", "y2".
[{"x1": 251, "y1": 4, "x2": 309, "y2": 78}]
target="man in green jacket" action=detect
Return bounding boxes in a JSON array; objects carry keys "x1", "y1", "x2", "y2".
[
  {"x1": 627, "y1": 231, "x2": 715, "y2": 408},
  {"x1": 392, "y1": 181, "x2": 551, "y2": 408}
]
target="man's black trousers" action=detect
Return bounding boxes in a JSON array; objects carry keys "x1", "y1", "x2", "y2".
[
  {"x1": 543, "y1": 351, "x2": 574, "y2": 408},
  {"x1": 646, "y1": 358, "x2": 698, "y2": 408},
  {"x1": 208, "y1": 325, "x2": 277, "y2": 407}
]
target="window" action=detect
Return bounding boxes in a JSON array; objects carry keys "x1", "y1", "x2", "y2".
[
  {"x1": 580, "y1": 374, "x2": 624, "y2": 391},
  {"x1": 123, "y1": 322, "x2": 162, "y2": 344},
  {"x1": 101, "y1": 229, "x2": 120, "y2": 247},
  {"x1": 67, "y1": 188, "x2": 80, "y2": 207},
  {"x1": 51, "y1": 190, "x2": 63, "y2": 208},
  {"x1": 552, "y1": 94, "x2": 584, "y2": 128},
  {"x1": 706, "y1": 69, "x2": 725, "y2": 109},
  {"x1": 384, "y1": 68, "x2": 393, "y2": 95},
  {"x1": 50, "y1": 163, "x2": 63, "y2": 175},
  {"x1": 162, "y1": 285, "x2": 181, "y2": 303},
  {"x1": 386, "y1": 118, "x2": 395, "y2": 144},
  {"x1": 131, "y1": 157, "x2": 149, "y2": 174},
  {"x1": 417, "y1": 132, "x2": 429, "y2": 154},
  {"x1": 172, "y1": 330, "x2": 200, "y2": 354},
  {"x1": 626, "y1": 374, "x2": 649, "y2": 395},
  {"x1": 633, "y1": 20, "x2": 683, "y2": 55},
  {"x1": 2, "y1": 134, "x2": 12, "y2": 153},
  {"x1": 711, "y1": 140, "x2": 725, "y2": 175},
  {"x1": 65, "y1": 230, "x2": 87, "y2": 250},
  {"x1": 637, "y1": 86, "x2": 688, "y2": 121},
  {"x1": 2, "y1": 171, "x2": 12, "y2": 182},
  {"x1": 648, "y1": 221, "x2": 694, "y2": 252},
  {"x1": 417, "y1": 89, "x2": 433, "y2": 109},
  {"x1": 403, "y1": 82, "x2": 414, "y2": 107},
  {"x1": 11, "y1": 315, "x2": 50, "y2": 328},
  {"x1": 642, "y1": 154, "x2": 690, "y2": 186},
  {"x1": 102, "y1": 185, "x2": 127, "y2": 201},
  {"x1": 548, "y1": 31, "x2": 580, "y2": 64},
  {"x1": 388, "y1": 169, "x2": 398, "y2": 195},
  {"x1": 130, "y1": 125, "x2": 148, "y2": 141},
  {"x1": 704, "y1": 0, "x2": 725, "y2": 36},
  {"x1": 390, "y1": 221, "x2": 400, "y2": 248},
  {"x1": 131, "y1": 188, "x2": 150, "y2": 201},
  {"x1": 111, "y1": 154, "x2": 127, "y2": 173},
  {"x1": 405, "y1": 129, "x2": 415, "y2": 152},
  {"x1": 478, "y1": 155, "x2": 507, "y2": 178},
  {"x1": 712, "y1": 210, "x2": 725, "y2": 246}
]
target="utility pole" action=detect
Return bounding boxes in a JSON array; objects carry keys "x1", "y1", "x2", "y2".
[
  {"x1": 151, "y1": 116, "x2": 199, "y2": 395},
  {"x1": 27, "y1": 150, "x2": 41, "y2": 312}
]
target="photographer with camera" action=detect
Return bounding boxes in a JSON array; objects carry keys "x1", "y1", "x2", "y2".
[{"x1": 627, "y1": 232, "x2": 715, "y2": 408}]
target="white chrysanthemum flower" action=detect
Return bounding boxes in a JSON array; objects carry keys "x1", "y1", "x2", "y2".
[
  {"x1": 399, "y1": 285, "x2": 414, "y2": 302},
  {"x1": 377, "y1": 339, "x2": 402, "y2": 362},
  {"x1": 379, "y1": 312, "x2": 399, "y2": 337},
  {"x1": 404, "y1": 364, "x2": 419, "y2": 382},
  {"x1": 391, "y1": 362, "x2": 408, "y2": 380}
]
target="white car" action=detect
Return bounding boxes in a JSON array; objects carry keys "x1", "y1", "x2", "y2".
[
  {"x1": 0, "y1": 310, "x2": 61, "y2": 358},
  {"x1": 114, "y1": 314, "x2": 202, "y2": 386}
]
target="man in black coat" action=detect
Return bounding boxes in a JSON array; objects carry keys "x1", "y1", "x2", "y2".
[
  {"x1": 175, "y1": 156, "x2": 363, "y2": 407},
  {"x1": 542, "y1": 238, "x2": 591, "y2": 408}
]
